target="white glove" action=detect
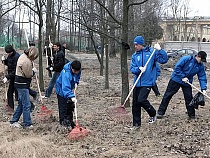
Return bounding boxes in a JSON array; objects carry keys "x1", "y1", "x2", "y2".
[
  {"x1": 32, "y1": 67, "x2": 38, "y2": 73},
  {"x1": 154, "y1": 43, "x2": 161, "y2": 50},
  {"x1": 139, "y1": 66, "x2": 146, "y2": 73},
  {"x1": 3, "y1": 77, "x2": 7, "y2": 83},
  {"x1": 49, "y1": 43, "x2": 53, "y2": 48},
  {"x1": 182, "y1": 77, "x2": 189, "y2": 83},
  {"x1": 71, "y1": 97, "x2": 77, "y2": 103},
  {"x1": 202, "y1": 90, "x2": 207, "y2": 95},
  {"x1": 1, "y1": 55, "x2": 6, "y2": 61},
  {"x1": 49, "y1": 67, "x2": 53, "y2": 71}
]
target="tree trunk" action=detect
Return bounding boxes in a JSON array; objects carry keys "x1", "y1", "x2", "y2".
[
  {"x1": 108, "y1": 0, "x2": 116, "y2": 58},
  {"x1": 121, "y1": 0, "x2": 129, "y2": 107},
  {"x1": 105, "y1": 40, "x2": 109, "y2": 89},
  {"x1": 46, "y1": 0, "x2": 52, "y2": 44},
  {"x1": 38, "y1": 8, "x2": 44, "y2": 91}
]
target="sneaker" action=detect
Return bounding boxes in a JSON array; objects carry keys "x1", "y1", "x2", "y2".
[
  {"x1": 156, "y1": 113, "x2": 163, "y2": 119},
  {"x1": 42, "y1": 96, "x2": 48, "y2": 99},
  {"x1": 130, "y1": 125, "x2": 140, "y2": 131},
  {"x1": 61, "y1": 119, "x2": 71, "y2": 127},
  {"x1": 188, "y1": 116, "x2": 196, "y2": 120},
  {"x1": 10, "y1": 122, "x2": 22, "y2": 128},
  {"x1": 24, "y1": 125, "x2": 33, "y2": 129},
  {"x1": 149, "y1": 116, "x2": 156, "y2": 124}
]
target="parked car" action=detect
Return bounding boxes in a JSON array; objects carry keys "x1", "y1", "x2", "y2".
[{"x1": 167, "y1": 48, "x2": 198, "y2": 58}]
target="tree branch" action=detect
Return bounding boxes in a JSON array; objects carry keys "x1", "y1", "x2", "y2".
[
  {"x1": 0, "y1": 0, "x2": 19, "y2": 18},
  {"x1": 127, "y1": 0, "x2": 150, "y2": 9},
  {"x1": 94, "y1": 0, "x2": 121, "y2": 25}
]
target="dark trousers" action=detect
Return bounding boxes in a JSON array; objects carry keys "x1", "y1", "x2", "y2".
[
  {"x1": 132, "y1": 86, "x2": 156, "y2": 126},
  {"x1": 57, "y1": 94, "x2": 74, "y2": 125},
  {"x1": 7, "y1": 79, "x2": 18, "y2": 109},
  {"x1": 158, "y1": 79, "x2": 194, "y2": 117},
  {"x1": 152, "y1": 83, "x2": 160, "y2": 96}
]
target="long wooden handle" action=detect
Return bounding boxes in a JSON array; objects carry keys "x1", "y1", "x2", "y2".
[{"x1": 186, "y1": 81, "x2": 210, "y2": 100}]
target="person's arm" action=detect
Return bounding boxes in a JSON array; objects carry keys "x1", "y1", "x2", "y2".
[
  {"x1": 155, "y1": 49, "x2": 168, "y2": 64},
  {"x1": 130, "y1": 54, "x2": 141, "y2": 75},
  {"x1": 197, "y1": 65, "x2": 207, "y2": 90},
  {"x1": 62, "y1": 72, "x2": 75, "y2": 98}
]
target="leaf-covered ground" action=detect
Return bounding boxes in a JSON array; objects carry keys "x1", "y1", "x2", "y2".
[{"x1": 0, "y1": 49, "x2": 210, "y2": 158}]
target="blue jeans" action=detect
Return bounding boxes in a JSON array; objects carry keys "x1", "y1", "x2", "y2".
[
  {"x1": 10, "y1": 88, "x2": 32, "y2": 127},
  {"x1": 45, "y1": 72, "x2": 60, "y2": 97}
]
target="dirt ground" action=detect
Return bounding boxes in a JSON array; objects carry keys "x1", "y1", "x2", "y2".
[{"x1": 0, "y1": 49, "x2": 210, "y2": 158}]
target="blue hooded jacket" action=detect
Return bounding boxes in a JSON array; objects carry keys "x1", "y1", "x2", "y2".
[
  {"x1": 171, "y1": 55, "x2": 207, "y2": 90},
  {"x1": 130, "y1": 47, "x2": 168, "y2": 87},
  {"x1": 56, "y1": 62, "x2": 81, "y2": 98}
]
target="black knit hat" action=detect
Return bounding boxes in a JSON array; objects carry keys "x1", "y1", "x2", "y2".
[{"x1": 5, "y1": 45, "x2": 14, "y2": 53}]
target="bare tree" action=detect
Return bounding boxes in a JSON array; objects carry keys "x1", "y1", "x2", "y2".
[{"x1": 19, "y1": 0, "x2": 45, "y2": 91}]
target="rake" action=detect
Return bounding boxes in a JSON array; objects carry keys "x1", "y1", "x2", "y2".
[
  {"x1": 106, "y1": 48, "x2": 157, "y2": 121},
  {"x1": 24, "y1": 29, "x2": 52, "y2": 121},
  {"x1": 67, "y1": 90, "x2": 90, "y2": 140}
]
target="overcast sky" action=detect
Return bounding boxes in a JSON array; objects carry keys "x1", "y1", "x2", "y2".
[{"x1": 189, "y1": 0, "x2": 210, "y2": 17}]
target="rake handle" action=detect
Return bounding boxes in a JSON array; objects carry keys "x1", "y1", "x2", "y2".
[
  {"x1": 186, "y1": 81, "x2": 210, "y2": 100},
  {"x1": 45, "y1": 46, "x2": 49, "y2": 67},
  {"x1": 24, "y1": 29, "x2": 44, "y2": 105},
  {"x1": 49, "y1": 36, "x2": 54, "y2": 64},
  {"x1": 122, "y1": 48, "x2": 156, "y2": 106},
  {"x1": 73, "y1": 89, "x2": 79, "y2": 126}
]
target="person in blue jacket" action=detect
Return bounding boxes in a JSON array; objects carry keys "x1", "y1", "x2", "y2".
[
  {"x1": 56, "y1": 60, "x2": 81, "y2": 128},
  {"x1": 151, "y1": 62, "x2": 161, "y2": 97},
  {"x1": 157, "y1": 51, "x2": 207, "y2": 120},
  {"x1": 130, "y1": 36, "x2": 168, "y2": 130}
]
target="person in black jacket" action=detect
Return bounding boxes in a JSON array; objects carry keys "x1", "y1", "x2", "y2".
[
  {"x1": 1, "y1": 45, "x2": 20, "y2": 111},
  {"x1": 43, "y1": 42, "x2": 65, "y2": 98},
  {"x1": 61, "y1": 43, "x2": 66, "y2": 57}
]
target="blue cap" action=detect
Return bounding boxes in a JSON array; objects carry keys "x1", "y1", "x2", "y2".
[{"x1": 134, "y1": 36, "x2": 144, "y2": 45}]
